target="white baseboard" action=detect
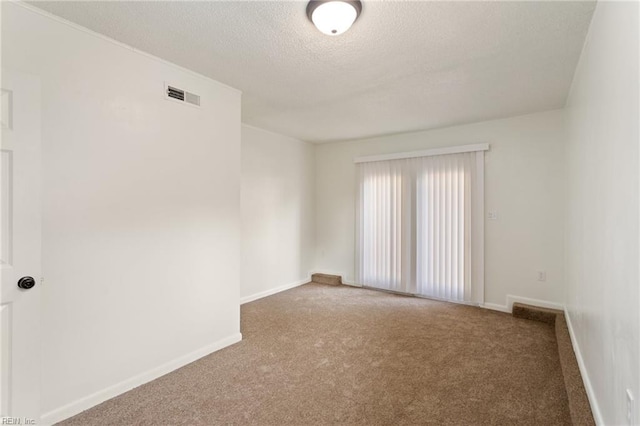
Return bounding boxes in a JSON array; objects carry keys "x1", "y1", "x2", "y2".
[
  {"x1": 480, "y1": 295, "x2": 564, "y2": 314},
  {"x1": 240, "y1": 277, "x2": 310, "y2": 304},
  {"x1": 506, "y1": 295, "x2": 564, "y2": 312},
  {"x1": 40, "y1": 333, "x2": 243, "y2": 425},
  {"x1": 480, "y1": 302, "x2": 511, "y2": 313},
  {"x1": 564, "y1": 309, "x2": 604, "y2": 426}
]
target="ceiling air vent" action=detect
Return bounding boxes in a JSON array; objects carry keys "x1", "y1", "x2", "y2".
[{"x1": 165, "y1": 83, "x2": 201, "y2": 107}]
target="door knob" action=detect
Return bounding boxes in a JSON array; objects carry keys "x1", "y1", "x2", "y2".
[{"x1": 17, "y1": 276, "x2": 36, "y2": 290}]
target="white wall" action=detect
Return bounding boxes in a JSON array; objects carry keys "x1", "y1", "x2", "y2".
[
  {"x1": 3, "y1": 3, "x2": 242, "y2": 422},
  {"x1": 241, "y1": 125, "x2": 315, "y2": 302},
  {"x1": 564, "y1": 2, "x2": 639, "y2": 425},
  {"x1": 315, "y1": 110, "x2": 566, "y2": 308}
]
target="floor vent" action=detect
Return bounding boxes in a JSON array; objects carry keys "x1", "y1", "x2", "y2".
[{"x1": 165, "y1": 84, "x2": 200, "y2": 107}]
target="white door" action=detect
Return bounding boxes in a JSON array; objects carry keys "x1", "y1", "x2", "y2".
[{"x1": 0, "y1": 69, "x2": 42, "y2": 423}]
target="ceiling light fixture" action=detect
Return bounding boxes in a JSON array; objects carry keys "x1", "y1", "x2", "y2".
[{"x1": 306, "y1": 0, "x2": 362, "y2": 36}]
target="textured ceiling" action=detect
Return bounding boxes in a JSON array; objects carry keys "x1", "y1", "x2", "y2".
[{"x1": 29, "y1": 1, "x2": 595, "y2": 143}]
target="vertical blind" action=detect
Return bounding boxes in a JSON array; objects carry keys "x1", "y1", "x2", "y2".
[{"x1": 355, "y1": 147, "x2": 485, "y2": 304}]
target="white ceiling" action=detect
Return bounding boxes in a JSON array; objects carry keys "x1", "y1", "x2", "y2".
[{"x1": 30, "y1": 1, "x2": 595, "y2": 143}]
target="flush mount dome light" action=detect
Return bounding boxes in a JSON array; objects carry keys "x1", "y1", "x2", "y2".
[{"x1": 307, "y1": 0, "x2": 362, "y2": 36}]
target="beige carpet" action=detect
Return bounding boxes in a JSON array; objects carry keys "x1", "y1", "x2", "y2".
[
  {"x1": 60, "y1": 283, "x2": 571, "y2": 425},
  {"x1": 555, "y1": 315, "x2": 595, "y2": 426}
]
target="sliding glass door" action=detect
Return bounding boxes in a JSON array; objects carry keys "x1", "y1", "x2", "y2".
[
  {"x1": 356, "y1": 159, "x2": 412, "y2": 293},
  {"x1": 356, "y1": 148, "x2": 485, "y2": 304}
]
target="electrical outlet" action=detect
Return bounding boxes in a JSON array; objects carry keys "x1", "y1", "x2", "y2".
[
  {"x1": 627, "y1": 389, "x2": 635, "y2": 426},
  {"x1": 537, "y1": 271, "x2": 547, "y2": 282},
  {"x1": 488, "y1": 210, "x2": 498, "y2": 220}
]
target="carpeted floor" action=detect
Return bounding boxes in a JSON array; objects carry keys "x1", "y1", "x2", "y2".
[{"x1": 60, "y1": 283, "x2": 571, "y2": 425}]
